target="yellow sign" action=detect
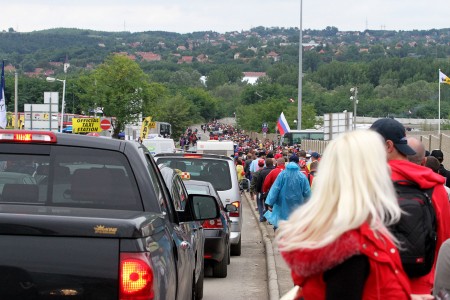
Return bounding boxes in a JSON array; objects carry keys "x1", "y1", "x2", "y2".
[
  {"x1": 149, "y1": 121, "x2": 156, "y2": 129},
  {"x1": 72, "y1": 118, "x2": 101, "y2": 133},
  {"x1": 140, "y1": 116, "x2": 152, "y2": 140}
]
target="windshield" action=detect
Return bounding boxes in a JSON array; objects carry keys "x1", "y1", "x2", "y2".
[
  {"x1": 156, "y1": 158, "x2": 232, "y2": 191},
  {"x1": 0, "y1": 148, "x2": 142, "y2": 211}
]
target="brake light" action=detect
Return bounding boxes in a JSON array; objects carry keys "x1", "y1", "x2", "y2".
[
  {"x1": 0, "y1": 130, "x2": 57, "y2": 143},
  {"x1": 202, "y1": 218, "x2": 223, "y2": 229},
  {"x1": 183, "y1": 154, "x2": 203, "y2": 158},
  {"x1": 229, "y1": 201, "x2": 240, "y2": 217},
  {"x1": 120, "y1": 252, "x2": 154, "y2": 300}
]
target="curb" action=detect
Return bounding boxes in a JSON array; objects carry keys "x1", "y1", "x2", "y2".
[{"x1": 243, "y1": 192, "x2": 280, "y2": 300}]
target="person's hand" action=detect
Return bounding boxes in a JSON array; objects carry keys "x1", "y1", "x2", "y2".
[
  {"x1": 268, "y1": 206, "x2": 273, "y2": 212},
  {"x1": 411, "y1": 294, "x2": 434, "y2": 300}
]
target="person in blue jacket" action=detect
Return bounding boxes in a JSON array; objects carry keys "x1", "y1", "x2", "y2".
[{"x1": 264, "y1": 154, "x2": 311, "y2": 230}]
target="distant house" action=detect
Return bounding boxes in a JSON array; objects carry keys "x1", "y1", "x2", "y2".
[
  {"x1": 248, "y1": 46, "x2": 258, "y2": 53},
  {"x1": 266, "y1": 51, "x2": 280, "y2": 62},
  {"x1": 234, "y1": 53, "x2": 240, "y2": 60},
  {"x1": 177, "y1": 45, "x2": 187, "y2": 51},
  {"x1": 359, "y1": 48, "x2": 369, "y2": 53},
  {"x1": 136, "y1": 52, "x2": 162, "y2": 62},
  {"x1": 4, "y1": 64, "x2": 16, "y2": 72},
  {"x1": 242, "y1": 72, "x2": 266, "y2": 85},
  {"x1": 196, "y1": 54, "x2": 209, "y2": 63},
  {"x1": 178, "y1": 56, "x2": 193, "y2": 64}
]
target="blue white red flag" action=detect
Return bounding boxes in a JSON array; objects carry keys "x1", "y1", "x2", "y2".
[
  {"x1": 277, "y1": 112, "x2": 290, "y2": 136},
  {"x1": 0, "y1": 61, "x2": 6, "y2": 129}
]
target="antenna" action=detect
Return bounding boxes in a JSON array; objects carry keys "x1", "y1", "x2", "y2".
[{"x1": 365, "y1": 18, "x2": 368, "y2": 30}]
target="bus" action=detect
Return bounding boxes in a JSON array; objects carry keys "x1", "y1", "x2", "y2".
[{"x1": 281, "y1": 129, "x2": 324, "y2": 146}]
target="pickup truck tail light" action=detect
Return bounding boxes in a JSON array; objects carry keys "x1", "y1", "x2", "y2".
[
  {"x1": 120, "y1": 252, "x2": 154, "y2": 300},
  {"x1": 203, "y1": 218, "x2": 223, "y2": 229},
  {"x1": 229, "y1": 201, "x2": 240, "y2": 217}
]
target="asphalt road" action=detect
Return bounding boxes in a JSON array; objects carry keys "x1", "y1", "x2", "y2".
[{"x1": 202, "y1": 194, "x2": 268, "y2": 300}]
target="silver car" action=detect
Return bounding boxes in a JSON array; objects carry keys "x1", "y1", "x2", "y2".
[{"x1": 155, "y1": 153, "x2": 242, "y2": 256}]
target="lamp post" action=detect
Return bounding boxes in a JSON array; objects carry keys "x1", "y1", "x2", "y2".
[
  {"x1": 297, "y1": 0, "x2": 303, "y2": 130},
  {"x1": 350, "y1": 87, "x2": 358, "y2": 130},
  {"x1": 46, "y1": 77, "x2": 66, "y2": 132}
]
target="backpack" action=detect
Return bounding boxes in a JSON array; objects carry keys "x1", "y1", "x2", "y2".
[{"x1": 390, "y1": 180, "x2": 437, "y2": 278}]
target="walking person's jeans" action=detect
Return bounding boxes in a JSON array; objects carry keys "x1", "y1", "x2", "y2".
[{"x1": 257, "y1": 193, "x2": 266, "y2": 222}]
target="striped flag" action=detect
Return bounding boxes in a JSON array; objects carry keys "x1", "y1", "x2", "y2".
[
  {"x1": 0, "y1": 61, "x2": 6, "y2": 129},
  {"x1": 277, "y1": 112, "x2": 290, "y2": 136}
]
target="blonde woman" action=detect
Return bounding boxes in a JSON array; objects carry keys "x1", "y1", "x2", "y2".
[{"x1": 276, "y1": 130, "x2": 433, "y2": 300}]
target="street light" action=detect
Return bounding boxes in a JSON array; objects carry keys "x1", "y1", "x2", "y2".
[
  {"x1": 350, "y1": 87, "x2": 359, "y2": 130},
  {"x1": 46, "y1": 76, "x2": 66, "y2": 132},
  {"x1": 297, "y1": 0, "x2": 303, "y2": 130}
]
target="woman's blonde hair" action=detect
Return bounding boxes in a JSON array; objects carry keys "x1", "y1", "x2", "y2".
[{"x1": 276, "y1": 129, "x2": 401, "y2": 251}]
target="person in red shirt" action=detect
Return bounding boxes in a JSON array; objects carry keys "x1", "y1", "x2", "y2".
[
  {"x1": 371, "y1": 118, "x2": 450, "y2": 295},
  {"x1": 262, "y1": 156, "x2": 286, "y2": 194}
]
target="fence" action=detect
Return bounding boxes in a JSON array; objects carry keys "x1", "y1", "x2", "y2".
[{"x1": 302, "y1": 130, "x2": 450, "y2": 169}]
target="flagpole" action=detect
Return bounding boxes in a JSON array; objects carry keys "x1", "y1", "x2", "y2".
[
  {"x1": 439, "y1": 69, "x2": 441, "y2": 135},
  {"x1": 14, "y1": 70, "x2": 18, "y2": 129}
]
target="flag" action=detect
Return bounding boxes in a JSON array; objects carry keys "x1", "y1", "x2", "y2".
[
  {"x1": 277, "y1": 112, "x2": 290, "y2": 136},
  {"x1": 439, "y1": 70, "x2": 450, "y2": 85},
  {"x1": 0, "y1": 61, "x2": 6, "y2": 129}
]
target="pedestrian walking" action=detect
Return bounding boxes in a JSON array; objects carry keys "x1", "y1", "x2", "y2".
[
  {"x1": 371, "y1": 118, "x2": 450, "y2": 295},
  {"x1": 264, "y1": 154, "x2": 311, "y2": 231}
]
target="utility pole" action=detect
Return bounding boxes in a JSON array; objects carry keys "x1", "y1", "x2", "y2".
[{"x1": 297, "y1": 0, "x2": 303, "y2": 130}]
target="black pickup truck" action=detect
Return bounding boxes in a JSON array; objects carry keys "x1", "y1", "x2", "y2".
[{"x1": 0, "y1": 130, "x2": 220, "y2": 300}]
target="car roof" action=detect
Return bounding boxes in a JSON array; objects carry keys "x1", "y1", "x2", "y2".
[{"x1": 154, "y1": 153, "x2": 233, "y2": 161}]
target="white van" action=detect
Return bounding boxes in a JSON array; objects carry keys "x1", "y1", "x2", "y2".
[
  {"x1": 196, "y1": 140, "x2": 235, "y2": 157},
  {"x1": 141, "y1": 137, "x2": 176, "y2": 156}
]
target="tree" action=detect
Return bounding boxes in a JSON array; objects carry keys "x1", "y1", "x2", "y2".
[
  {"x1": 84, "y1": 54, "x2": 151, "y2": 138},
  {"x1": 156, "y1": 94, "x2": 194, "y2": 138}
]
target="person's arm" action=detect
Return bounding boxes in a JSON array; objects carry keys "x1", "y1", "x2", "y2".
[{"x1": 323, "y1": 255, "x2": 369, "y2": 300}]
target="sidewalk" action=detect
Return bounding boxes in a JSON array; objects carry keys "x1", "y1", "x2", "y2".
[{"x1": 242, "y1": 191, "x2": 294, "y2": 300}]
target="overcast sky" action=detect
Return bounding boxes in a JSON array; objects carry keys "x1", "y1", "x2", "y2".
[{"x1": 2, "y1": 0, "x2": 449, "y2": 34}]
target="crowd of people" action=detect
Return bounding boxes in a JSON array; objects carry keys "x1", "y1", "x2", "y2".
[{"x1": 183, "y1": 118, "x2": 450, "y2": 298}]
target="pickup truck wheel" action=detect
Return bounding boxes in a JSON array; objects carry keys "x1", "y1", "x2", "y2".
[
  {"x1": 212, "y1": 249, "x2": 228, "y2": 278},
  {"x1": 194, "y1": 266, "x2": 204, "y2": 299},
  {"x1": 230, "y1": 237, "x2": 241, "y2": 256}
]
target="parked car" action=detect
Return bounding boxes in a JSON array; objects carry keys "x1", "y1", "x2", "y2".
[
  {"x1": 0, "y1": 129, "x2": 220, "y2": 299},
  {"x1": 183, "y1": 179, "x2": 233, "y2": 278},
  {"x1": 154, "y1": 153, "x2": 243, "y2": 256},
  {"x1": 159, "y1": 166, "x2": 205, "y2": 298}
]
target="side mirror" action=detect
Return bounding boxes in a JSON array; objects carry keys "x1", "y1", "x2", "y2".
[
  {"x1": 189, "y1": 194, "x2": 220, "y2": 221},
  {"x1": 225, "y1": 204, "x2": 238, "y2": 213}
]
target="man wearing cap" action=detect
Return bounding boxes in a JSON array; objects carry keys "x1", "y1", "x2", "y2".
[
  {"x1": 371, "y1": 118, "x2": 450, "y2": 295},
  {"x1": 250, "y1": 159, "x2": 266, "y2": 210},
  {"x1": 430, "y1": 149, "x2": 450, "y2": 188},
  {"x1": 255, "y1": 158, "x2": 276, "y2": 222},
  {"x1": 263, "y1": 154, "x2": 311, "y2": 231}
]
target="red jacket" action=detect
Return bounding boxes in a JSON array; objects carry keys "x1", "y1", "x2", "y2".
[
  {"x1": 282, "y1": 223, "x2": 411, "y2": 300},
  {"x1": 389, "y1": 159, "x2": 450, "y2": 294},
  {"x1": 262, "y1": 164, "x2": 285, "y2": 193}
]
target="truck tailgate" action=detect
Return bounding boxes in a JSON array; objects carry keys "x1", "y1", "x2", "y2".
[{"x1": 0, "y1": 235, "x2": 119, "y2": 299}]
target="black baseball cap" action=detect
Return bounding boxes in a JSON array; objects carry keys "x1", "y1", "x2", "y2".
[
  {"x1": 370, "y1": 118, "x2": 416, "y2": 156},
  {"x1": 430, "y1": 149, "x2": 444, "y2": 159}
]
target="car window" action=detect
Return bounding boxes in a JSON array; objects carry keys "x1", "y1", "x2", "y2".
[
  {"x1": 0, "y1": 147, "x2": 143, "y2": 211},
  {"x1": 157, "y1": 158, "x2": 232, "y2": 191}
]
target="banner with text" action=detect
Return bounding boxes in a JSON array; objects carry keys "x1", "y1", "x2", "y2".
[
  {"x1": 73, "y1": 118, "x2": 101, "y2": 133},
  {"x1": 140, "y1": 116, "x2": 153, "y2": 140}
]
